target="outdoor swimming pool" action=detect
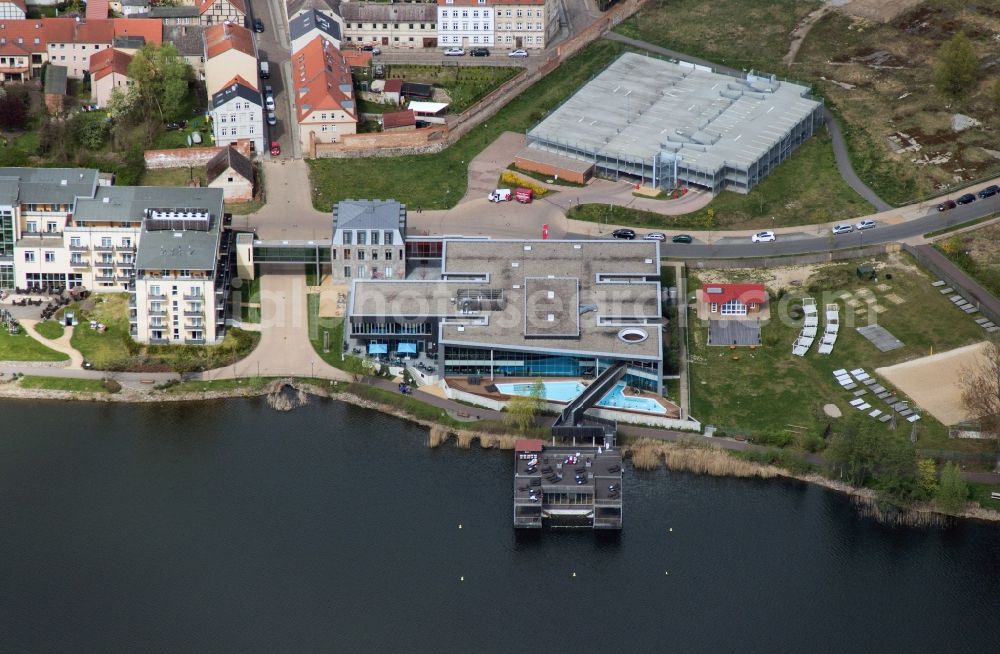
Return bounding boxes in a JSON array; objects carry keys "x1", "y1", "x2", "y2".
[{"x1": 494, "y1": 381, "x2": 667, "y2": 414}]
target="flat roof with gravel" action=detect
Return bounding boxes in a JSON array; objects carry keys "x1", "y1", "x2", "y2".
[{"x1": 527, "y1": 52, "x2": 820, "y2": 178}]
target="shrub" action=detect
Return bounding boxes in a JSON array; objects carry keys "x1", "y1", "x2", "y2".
[
  {"x1": 748, "y1": 429, "x2": 795, "y2": 448},
  {"x1": 103, "y1": 378, "x2": 122, "y2": 393},
  {"x1": 499, "y1": 170, "x2": 548, "y2": 196}
]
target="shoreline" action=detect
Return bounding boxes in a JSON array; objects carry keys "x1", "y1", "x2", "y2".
[{"x1": 1, "y1": 380, "x2": 997, "y2": 525}]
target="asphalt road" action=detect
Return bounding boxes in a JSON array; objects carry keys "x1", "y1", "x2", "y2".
[
  {"x1": 248, "y1": 0, "x2": 294, "y2": 159},
  {"x1": 575, "y1": 194, "x2": 1000, "y2": 259}
]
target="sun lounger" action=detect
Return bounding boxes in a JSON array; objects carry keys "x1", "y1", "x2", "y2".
[
  {"x1": 853, "y1": 389, "x2": 868, "y2": 397},
  {"x1": 906, "y1": 414, "x2": 921, "y2": 423},
  {"x1": 849, "y1": 398, "x2": 865, "y2": 407},
  {"x1": 792, "y1": 345, "x2": 808, "y2": 357},
  {"x1": 898, "y1": 409, "x2": 913, "y2": 417},
  {"x1": 931, "y1": 280, "x2": 945, "y2": 287},
  {"x1": 844, "y1": 383, "x2": 857, "y2": 390},
  {"x1": 964, "y1": 306, "x2": 979, "y2": 314},
  {"x1": 804, "y1": 316, "x2": 819, "y2": 327},
  {"x1": 879, "y1": 414, "x2": 892, "y2": 423},
  {"x1": 802, "y1": 326, "x2": 818, "y2": 338},
  {"x1": 862, "y1": 378, "x2": 877, "y2": 386},
  {"x1": 892, "y1": 402, "x2": 908, "y2": 411},
  {"x1": 837, "y1": 377, "x2": 853, "y2": 386},
  {"x1": 876, "y1": 391, "x2": 891, "y2": 399},
  {"x1": 818, "y1": 344, "x2": 833, "y2": 355},
  {"x1": 975, "y1": 317, "x2": 990, "y2": 325},
  {"x1": 949, "y1": 295, "x2": 963, "y2": 302},
  {"x1": 832, "y1": 369, "x2": 848, "y2": 377},
  {"x1": 856, "y1": 402, "x2": 871, "y2": 411},
  {"x1": 868, "y1": 409, "x2": 882, "y2": 418},
  {"x1": 939, "y1": 287, "x2": 954, "y2": 294}
]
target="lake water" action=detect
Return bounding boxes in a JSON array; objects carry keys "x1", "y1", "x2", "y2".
[{"x1": 1, "y1": 397, "x2": 999, "y2": 652}]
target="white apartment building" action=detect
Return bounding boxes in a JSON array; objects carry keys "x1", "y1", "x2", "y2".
[
  {"x1": 210, "y1": 76, "x2": 264, "y2": 154},
  {"x1": 131, "y1": 188, "x2": 231, "y2": 345},
  {"x1": 436, "y1": 0, "x2": 493, "y2": 48}
]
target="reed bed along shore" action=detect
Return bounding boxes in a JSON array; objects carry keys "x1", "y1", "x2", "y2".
[
  {"x1": 625, "y1": 438, "x2": 783, "y2": 479},
  {"x1": 427, "y1": 425, "x2": 518, "y2": 450}
]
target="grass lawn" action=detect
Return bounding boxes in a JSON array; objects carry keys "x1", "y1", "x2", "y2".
[
  {"x1": 152, "y1": 113, "x2": 210, "y2": 150},
  {"x1": 163, "y1": 377, "x2": 273, "y2": 394},
  {"x1": 934, "y1": 224, "x2": 1000, "y2": 299},
  {"x1": 568, "y1": 132, "x2": 874, "y2": 231},
  {"x1": 19, "y1": 376, "x2": 108, "y2": 393},
  {"x1": 309, "y1": 40, "x2": 627, "y2": 211},
  {"x1": 235, "y1": 276, "x2": 261, "y2": 324},
  {"x1": 0, "y1": 128, "x2": 41, "y2": 167},
  {"x1": 615, "y1": 0, "x2": 820, "y2": 71},
  {"x1": 384, "y1": 64, "x2": 520, "y2": 113},
  {"x1": 687, "y1": 253, "x2": 992, "y2": 458},
  {"x1": 357, "y1": 98, "x2": 396, "y2": 114},
  {"x1": 307, "y1": 293, "x2": 349, "y2": 370},
  {"x1": 140, "y1": 166, "x2": 205, "y2": 187},
  {"x1": 69, "y1": 293, "x2": 260, "y2": 371},
  {"x1": 924, "y1": 213, "x2": 998, "y2": 239},
  {"x1": 33, "y1": 320, "x2": 65, "y2": 340},
  {"x1": 0, "y1": 329, "x2": 69, "y2": 362}
]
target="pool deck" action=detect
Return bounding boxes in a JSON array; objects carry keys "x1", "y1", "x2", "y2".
[{"x1": 446, "y1": 376, "x2": 681, "y2": 418}]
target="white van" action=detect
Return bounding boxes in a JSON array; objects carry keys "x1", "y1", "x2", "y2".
[{"x1": 488, "y1": 188, "x2": 512, "y2": 202}]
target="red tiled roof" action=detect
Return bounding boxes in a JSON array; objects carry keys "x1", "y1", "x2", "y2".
[
  {"x1": 0, "y1": 18, "x2": 162, "y2": 52},
  {"x1": 110, "y1": 18, "x2": 162, "y2": 45},
  {"x1": 340, "y1": 49, "x2": 371, "y2": 68},
  {"x1": 382, "y1": 109, "x2": 415, "y2": 129},
  {"x1": 514, "y1": 439, "x2": 543, "y2": 453},
  {"x1": 292, "y1": 36, "x2": 355, "y2": 121},
  {"x1": 203, "y1": 21, "x2": 255, "y2": 59},
  {"x1": 89, "y1": 47, "x2": 132, "y2": 81},
  {"x1": 701, "y1": 283, "x2": 768, "y2": 305},
  {"x1": 197, "y1": 0, "x2": 247, "y2": 16},
  {"x1": 221, "y1": 73, "x2": 257, "y2": 93},
  {"x1": 382, "y1": 78, "x2": 402, "y2": 94},
  {"x1": 86, "y1": 0, "x2": 109, "y2": 20}
]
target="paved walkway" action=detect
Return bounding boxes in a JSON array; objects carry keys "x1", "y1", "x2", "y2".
[
  {"x1": 603, "y1": 32, "x2": 893, "y2": 212},
  {"x1": 19, "y1": 319, "x2": 84, "y2": 369}
]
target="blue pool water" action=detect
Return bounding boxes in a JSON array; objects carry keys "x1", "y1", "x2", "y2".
[{"x1": 495, "y1": 381, "x2": 667, "y2": 414}]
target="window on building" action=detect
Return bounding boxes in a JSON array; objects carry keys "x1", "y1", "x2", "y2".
[
  {"x1": 43, "y1": 251, "x2": 54, "y2": 262},
  {"x1": 357, "y1": 265, "x2": 365, "y2": 278},
  {"x1": 343, "y1": 266, "x2": 351, "y2": 278},
  {"x1": 371, "y1": 231, "x2": 380, "y2": 245},
  {"x1": 151, "y1": 285, "x2": 160, "y2": 296},
  {"x1": 357, "y1": 231, "x2": 366, "y2": 245},
  {"x1": 343, "y1": 248, "x2": 351, "y2": 260},
  {"x1": 45, "y1": 221, "x2": 57, "y2": 232},
  {"x1": 70, "y1": 236, "x2": 81, "y2": 247},
  {"x1": 23, "y1": 251, "x2": 34, "y2": 262},
  {"x1": 358, "y1": 250, "x2": 365, "y2": 261},
  {"x1": 101, "y1": 237, "x2": 112, "y2": 247},
  {"x1": 71, "y1": 253, "x2": 82, "y2": 264},
  {"x1": 121, "y1": 237, "x2": 131, "y2": 247},
  {"x1": 26, "y1": 221, "x2": 37, "y2": 232},
  {"x1": 343, "y1": 231, "x2": 352, "y2": 245}
]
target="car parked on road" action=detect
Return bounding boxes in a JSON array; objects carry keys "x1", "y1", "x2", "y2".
[
  {"x1": 643, "y1": 232, "x2": 666, "y2": 241},
  {"x1": 266, "y1": 111, "x2": 277, "y2": 126},
  {"x1": 470, "y1": 47, "x2": 490, "y2": 57},
  {"x1": 937, "y1": 199, "x2": 956, "y2": 211},
  {"x1": 253, "y1": 18, "x2": 264, "y2": 33},
  {"x1": 977, "y1": 184, "x2": 999, "y2": 199},
  {"x1": 612, "y1": 228, "x2": 636, "y2": 240},
  {"x1": 831, "y1": 223, "x2": 854, "y2": 235},
  {"x1": 672, "y1": 234, "x2": 693, "y2": 244},
  {"x1": 751, "y1": 230, "x2": 775, "y2": 243},
  {"x1": 444, "y1": 47, "x2": 465, "y2": 56},
  {"x1": 957, "y1": 193, "x2": 976, "y2": 205},
  {"x1": 270, "y1": 140, "x2": 280, "y2": 156},
  {"x1": 361, "y1": 45, "x2": 381, "y2": 55},
  {"x1": 264, "y1": 94, "x2": 275, "y2": 111},
  {"x1": 854, "y1": 219, "x2": 876, "y2": 231},
  {"x1": 508, "y1": 49, "x2": 529, "y2": 58}
]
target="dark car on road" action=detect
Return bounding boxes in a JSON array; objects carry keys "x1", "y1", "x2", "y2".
[
  {"x1": 672, "y1": 234, "x2": 693, "y2": 244},
  {"x1": 253, "y1": 18, "x2": 264, "y2": 32},
  {"x1": 470, "y1": 47, "x2": 491, "y2": 57},
  {"x1": 937, "y1": 199, "x2": 956, "y2": 211},
  {"x1": 977, "y1": 184, "x2": 999, "y2": 199},
  {"x1": 957, "y1": 193, "x2": 976, "y2": 205},
  {"x1": 611, "y1": 228, "x2": 636, "y2": 240}
]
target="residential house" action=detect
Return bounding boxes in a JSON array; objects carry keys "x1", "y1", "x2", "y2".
[
  {"x1": 202, "y1": 20, "x2": 256, "y2": 97},
  {"x1": 698, "y1": 283, "x2": 768, "y2": 317},
  {"x1": 196, "y1": 0, "x2": 247, "y2": 26},
  {"x1": 0, "y1": 0, "x2": 26, "y2": 20},
  {"x1": 331, "y1": 199, "x2": 406, "y2": 281},
  {"x1": 42, "y1": 17, "x2": 162, "y2": 78},
  {"x1": 163, "y1": 24, "x2": 206, "y2": 79},
  {"x1": 209, "y1": 75, "x2": 264, "y2": 155},
  {"x1": 86, "y1": 0, "x2": 110, "y2": 20},
  {"x1": 131, "y1": 188, "x2": 232, "y2": 345},
  {"x1": 436, "y1": 0, "x2": 555, "y2": 50},
  {"x1": 380, "y1": 78, "x2": 402, "y2": 104},
  {"x1": 341, "y1": 2, "x2": 437, "y2": 49},
  {"x1": 492, "y1": 0, "x2": 557, "y2": 49},
  {"x1": 42, "y1": 63, "x2": 67, "y2": 113},
  {"x1": 285, "y1": 0, "x2": 340, "y2": 21},
  {"x1": 89, "y1": 47, "x2": 133, "y2": 108},
  {"x1": 119, "y1": 0, "x2": 151, "y2": 17},
  {"x1": 206, "y1": 146, "x2": 254, "y2": 202},
  {"x1": 381, "y1": 109, "x2": 415, "y2": 133},
  {"x1": 436, "y1": 0, "x2": 494, "y2": 49},
  {"x1": 0, "y1": 40, "x2": 33, "y2": 82},
  {"x1": 292, "y1": 36, "x2": 357, "y2": 153},
  {"x1": 0, "y1": 21, "x2": 51, "y2": 80},
  {"x1": 288, "y1": 8, "x2": 342, "y2": 54},
  {"x1": 147, "y1": 6, "x2": 201, "y2": 25}
]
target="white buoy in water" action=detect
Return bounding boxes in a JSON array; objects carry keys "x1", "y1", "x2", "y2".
[
  {"x1": 460, "y1": 576, "x2": 464, "y2": 581},
  {"x1": 669, "y1": 527, "x2": 673, "y2": 532},
  {"x1": 459, "y1": 524, "x2": 463, "y2": 529},
  {"x1": 572, "y1": 572, "x2": 576, "y2": 577}
]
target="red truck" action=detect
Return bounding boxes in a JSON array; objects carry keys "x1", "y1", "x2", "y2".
[{"x1": 515, "y1": 187, "x2": 533, "y2": 203}]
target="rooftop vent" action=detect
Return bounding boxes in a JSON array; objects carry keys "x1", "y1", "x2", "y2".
[{"x1": 706, "y1": 287, "x2": 723, "y2": 294}]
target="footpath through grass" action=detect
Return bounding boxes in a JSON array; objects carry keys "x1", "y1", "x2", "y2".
[
  {"x1": 570, "y1": 133, "x2": 873, "y2": 230},
  {"x1": 309, "y1": 40, "x2": 627, "y2": 211},
  {"x1": 687, "y1": 253, "x2": 989, "y2": 456},
  {"x1": 0, "y1": 329, "x2": 69, "y2": 362}
]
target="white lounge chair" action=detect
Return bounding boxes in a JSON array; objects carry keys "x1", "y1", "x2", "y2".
[
  {"x1": 818, "y1": 344, "x2": 833, "y2": 355},
  {"x1": 802, "y1": 326, "x2": 818, "y2": 338},
  {"x1": 849, "y1": 398, "x2": 865, "y2": 407}
]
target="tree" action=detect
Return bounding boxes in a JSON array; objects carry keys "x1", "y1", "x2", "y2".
[
  {"x1": 917, "y1": 458, "x2": 938, "y2": 500},
  {"x1": 960, "y1": 339, "x2": 1000, "y2": 439},
  {"x1": 0, "y1": 86, "x2": 30, "y2": 130},
  {"x1": 933, "y1": 32, "x2": 979, "y2": 100},
  {"x1": 935, "y1": 462, "x2": 969, "y2": 514},
  {"x1": 127, "y1": 43, "x2": 192, "y2": 122},
  {"x1": 876, "y1": 435, "x2": 919, "y2": 504},
  {"x1": 70, "y1": 114, "x2": 110, "y2": 150},
  {"x1": 827, "y1": 421, "x2": 884, "y2": 486},
  {"x1": 505, "y1": 378, "x2": 546, "y2": 433}
]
